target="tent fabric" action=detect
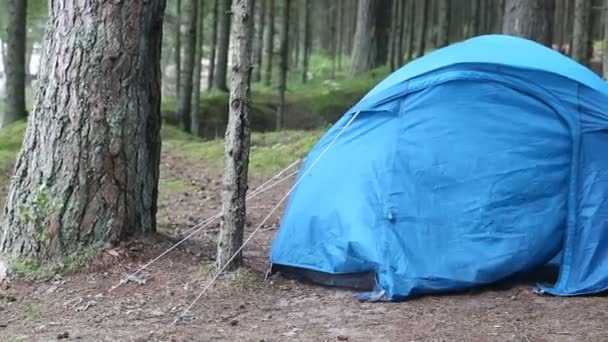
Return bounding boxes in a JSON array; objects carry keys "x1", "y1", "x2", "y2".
[{"x1": 269, "y1": 34, "x2": 608, "y2": 301}]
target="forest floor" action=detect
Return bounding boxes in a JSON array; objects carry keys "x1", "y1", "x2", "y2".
[{"x1": 2, "y1": 127, "x2": 608, "y2": 341}]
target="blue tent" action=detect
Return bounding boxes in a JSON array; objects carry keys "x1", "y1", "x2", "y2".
[{"x1": 269, "y1": 35, "x2": 608, "y2": 301}]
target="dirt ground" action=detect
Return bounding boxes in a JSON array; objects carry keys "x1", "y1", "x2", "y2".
[{"x1": 1, "y1": 152, "x2": 608, "y2": 342}]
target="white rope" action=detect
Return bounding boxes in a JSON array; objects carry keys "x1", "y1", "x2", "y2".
[
  {"x1": 108, "y1": 159, "x2": 302, "y2": 292},
  {"x1": 174, "y1": 111, "x2": 361, "y2": 323}
]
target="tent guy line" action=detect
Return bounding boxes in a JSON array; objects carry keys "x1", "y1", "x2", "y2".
[
  {"x1": 173, "y1": 111, "x2": 362, "y2": 324},
  {"x1": 108, "y1": 158, "x2": 302, "y2": 293}
]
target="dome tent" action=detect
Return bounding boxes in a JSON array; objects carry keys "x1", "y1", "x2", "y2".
[{"x1": 268, "y1": 35, "x2": 608, "y2": 301}]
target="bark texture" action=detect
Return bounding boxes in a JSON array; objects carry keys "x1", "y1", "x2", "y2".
[
  {"x1": 215, "y1": 0, "x2": 233, "y2": 91},
  {"x1": 276, "y1": 0, "x2": 290, "y2": 130},
  {"x1": 191, "y1": 0, "x2": 205, "y2": 136},
  {"x1": 351, "y1": 0, "x2": 378, "y2": 76},
  {"x1": 208, "y1": 0, "x2": 219, "y2": 90},
  {"x1": 572, "y1": 0, "x2": 592, "y2": 64},
  {"x1": 175, "y1": 0, "x2": 182, "y2": 100},
  {"x1": 262, "y1": 0, "x2": 275, "y2": 86},
  {"x1": 177, "y1": 0, "x2": 199, "y2": 132},
  {"x1": 502, "y1": 0, "x2": 554, "y2": 47},
  {"x1": 217, "y1": 0, "x2": 254, "y2": 271},
  {"x1": 2, "y1": 0, "x2": 28, "y2": 128},
  {"x1": 252, "y1": 0, "x2": 266, "y2": 82},
  {"x1": 0, "y1": 0, "x2": 166, "y2": 258}
]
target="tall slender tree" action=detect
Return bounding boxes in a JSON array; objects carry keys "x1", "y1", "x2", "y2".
[
  {"x1": 276, "y1": 0, "x2": 290, "y2": 130},
  {"x1": 191, "y1": 0, "x2": 205, "y2": 136},
  {"x1": 176, "y1": 0, "x2": 199, "y2": 132},
  {"x1": 301, "y1": 0, "x2": 312, "y2": 83},
  {"x1": 437, "y1": 0, "x2": 451, "y2": 48},
  {"x1": 252, "y1": 0, "x2": 266, "y2": 82},
  {"x1": 1, "y1": 0, "x2": 28, "y2": 128},
  {"x1": 208, "y1": 0, "x2": 220, "y2": 90},
  {"x1": 502, "y1": 0, "x2": 554, "y2": 47},
  {"x1": 603, "y1": 0, "x2": 608, "y2": 78},
  {"x1": 217, "y1": 0, "x2": 254, "y2": 271},
  {"x1": 175, "y1": 0, "x2": 182, "y2": 100},
  {"x1": 572, "y1": 0, "x2": 592, "y2": 65},
  {"x1": 413, "y1": 0, "x2": 429, "y2": 58},
  {"x1": 215, "y1": 0, "x2": 233, "y2": 91},
  {"x1": 1, "y1": 0, "x2": 166, "y2": 258},
  {"x1": 351, "y1": 0, "x2": 378, "y2": 76},
  {"x1": 262, "y1": 0, "x2": 275, "y2": 86}
]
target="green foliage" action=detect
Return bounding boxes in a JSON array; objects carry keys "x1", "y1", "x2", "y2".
[{"x1": 16, "y1": 183, "x2": 61, "y2": 245}]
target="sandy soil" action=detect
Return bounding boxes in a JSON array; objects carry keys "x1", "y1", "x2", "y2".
[{"x1": 1, "y1": 151, "x2": 608, "y2": 342}]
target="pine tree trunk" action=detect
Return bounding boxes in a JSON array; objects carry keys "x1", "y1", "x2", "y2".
[
  {"x1": 301, "y1": 0, "x2": 311, "y2": 83},
  {"x1": 395, "y1": 0, "x2": 405, "y2": 67},
  {"x1": 337, "y1": 0, "x2": 345, "y2": 70},
  {"x1": 191, "y1": 0, "x2": 205, "y2": 136},
  {"x1": 351, "y1": 0, "x2": 378, "y2": 76},
  {"x1": 1, "y1": 0, "x2": 27, "y2": 128},
  {"x1": 406, "y1": 0, "x2": 416, "y2": 61},
  {"x1": 263, "y1": 0, "x2": 275, "y2": 86},
  {"x1": 572, "y1": 0, "x2": 591, "y2": 64},
  {"x1": 414, "y1": 0, "x2": 428, "y2": 58},
  {"x1": 217, "y1": 0, "x2": 253, "y2": 271},
  {"x1": 437, "y1": 0, "x2": 450, "y2": 48},
  {"x1": 374, "y1": 0, "x2": 391, "y2": 67},
  {"x1": 292, "y1": 1, "x2": 300, "y2": 68},
  {"x1": 208, "y1": 0, "x2": 219, "y2": 90},
  {"x1": 603, "y1": 0, "x2": 608, "y2": 78},
  {"x1": 503, "y1": 0, "x2": 554, "y2": 47},
  {"x1": 214, "y1": 0, "x2": 233, "y2": 91},
  {"x1": 554, "y1": 0, "x2": 565, "y2": 49},
  {"x1": 177, "y1": 0, "x2": 198, "y2": 133},
  {"x1": 175, "y1": 0, "x2": 182, "y2": 100},
  {"x1": 252, "y1": 0, "x2": 266, "y2": 82},
  {"x1": 330, "y1": 2, "x2": 337, "y2": 79},
  {"x1": 471, "y1": 0, "x2": 481, "y2": 36},
  {"x1": 388, "y1": 0, "x2": 398, "y2": 71},
  {"x1": 0, "y1": 0, "x2": 165, "y2": 259},
  {"x1": 276, "y1": 0, "x2": 290, "y2": 130}
]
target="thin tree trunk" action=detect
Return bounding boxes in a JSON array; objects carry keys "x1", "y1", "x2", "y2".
[
  {"x1": 1, "y1": 0, "x2": 27, "y2": 128},
  {"x1": 214, "y1": 0, "x2": 232, "y2": 91},
  {"x1": 1, "y1": 0, "x2": 165, "y2": 259},
  {"x1": 208, "y1": 0, "x2": 219, "y2": 91},
  {"x1": 301, "y1": 0, "x2": 311, "y2": 83},
  {"x1": 337, "y1": 0, "x2": 345, "y2": 70},
  {"x1": 388, "y1": 0, "x2": 398, "y2": 71},
  {"x1": 572, "y1": 0, "x2": 592, "y2": 64},
  {"x1": 395, "y1": 0, "x2": 405, "y2": 66},
  {"x1": 292, "y1": 1, "x2": 300, "y2": 68},
  {"x1": 191, "y1": 0, "x2": 205, "y2": 136},
  {"x1": 503, "y1": 0, "x2": 554, "y2": 47},
  {"x1": 252, "y1": 0, "x2": 266, "y2": 82},
  {"x1": 175, "y1": 0, "x2": 182, "y2": 100},
  {"x1": 603, "y1": 0, "x2": 608, "y2": 78},
  {"x1": 276, "y1": 0, "x2": 290, "y2": 130},
  {"x1": 351, "y1": 0, "x2": 378, "y2": 76},
  {"x1": 564, "y1": 0, "x2": 574, "y2": 54},
  {"x1": 406, "y1": 0, "x2": 416, "y2": 61},
  {"x1": 330, "y1": 2, "x2": 337, "y2": 79},
  {"x1": 177, "y1": 0, "x2": 199, "y2": 132},
  {"x1": 217, "y1": 0, "x2": 253, "y2": 271},
  {"x1": 414, "y1": 0, "x2": 428, "y2": 58},
  {"x1": 554, "y1": 0, "x2": 565, "y2": 49},
  {"x1": 437, "y1": 0, "x2": 450, "y2": 48},
  {"x1": 263, "y1": 0, "x2": 275, "y2": 86}
]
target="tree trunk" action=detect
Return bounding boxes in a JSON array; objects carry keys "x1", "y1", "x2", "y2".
[
  {"x1": 253, "y1": 0, "x2": 266, "y2": 82},
  {"x1": 276, "y1": 0, "x2": 290, "y2": 130},
  {"x1": 413, "y1": 0, "x2": 428, "y2": 58},
  {"x1": 263, "y1": 0, "x2": 275, "y2": 86},
  {"x1": 292, "y1": 1, "x2": 300, "y2": 68},
  {"x1": 208, "y1": 0, "x2": 220, "y2": 91},
  {"x1": 388, "y1": 0, "x2": 398, "y2": 71},
  {"x1": 395, "y1": 0, "x2": 405, "y2": 67},
  {"x1": 330, "y1": 2, "x2": 337, "y2": 79},
  {"x1": 351, "y1": 0, "x2": 378, "y2": 76},
  {"x1": 374, "y1": 0, "x2": 391, "y2": 67},
  {"x1": 603, "y1": 0, "x2": 608, "y2": 78},
  {"x1": 502, "y1": 0, "x2": 554, "y2": 47},
  {"x1": 437, "y1": 0, "x2": 450, "y2": 48},
  {"x1": 406, "y1": 0, "x2": 416, "y2": 61},
  {"x1": 217, "y1": 0, "x2": 253, "y2": 271},
  {"x1": 177, "y1": 0, "x2": 198, "y2": 133},
  {"x1": 337, "y1": 0, "x2": 345, "y2": 70},
  {"x1": 572, "y1": 0, "x2": 592, "y2": 64},
  {"x1": 0, "y1": 0, "x2": 165, "y2": 259},
  {"x1": 554, "y1": 0, "x2": 565, "y2": 49},
  {"x1": 175, "y1": 0, "x2": 182, "y2": 100},
  {"x1": 301, "y1": 0, "x2": 311, "y2": 83},
  {"x1": 191, "y1": 0, "x2": 205, "y2": 136},
  {"x1": 1, "y1": 0, "x2": 27, "y2": 128},
  {"x1": 471, "y1": 0, "x2": 481, "y2": 36},
  {"x1": 215, "y1": 0, "x2": 233, "y2": 91}
]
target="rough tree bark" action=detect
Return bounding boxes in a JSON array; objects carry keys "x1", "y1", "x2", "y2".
[
  {"x1": 1, "y1": 0, "x2": 27, "y2": 128},
  {"x1": 351, "y1": 0, "x2": 378, "y2": 76},
  {"x1": 437, "y1": 0, "x2": 450, "y2": 48},
  {"x1": 0, "y1": 0, "x2": 166, "y2": 259},
  {"x1": 215, "y1": 0, "x2": 233, "y2": 91},
  {"x1": 572, "y1": 0, "x2": 592, "y2": 65},
  {"x1": 252, "y1": 0, "x2": 266, "y2": 82},
  {"x1": 276, "y1": 0, "x2": 290, "y2": 130},
  {"x1": 175, "y1": 0, "x2": 182, "y2": 100},
  {"x1": 502, "y1": 0, "x2": 554, "y2": 47},
  {"x1": 208, "y1": 0, "x2": 219, "y2": 90},
  {"x1": 191, "y1": 0, "x2": 205, "y2": 136},
  {"x1": 177, "y1": 0, "x2": 199, "y2": 132},
  {"x1": 262, "y1": 0, "x2": 275, "y2": 86},
  {"x1": 301, "y1": 0, "x2": 311, "y2": 83},
  {"x1": 217, "y1": 0, "x2": 253, "y2": 271}
]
